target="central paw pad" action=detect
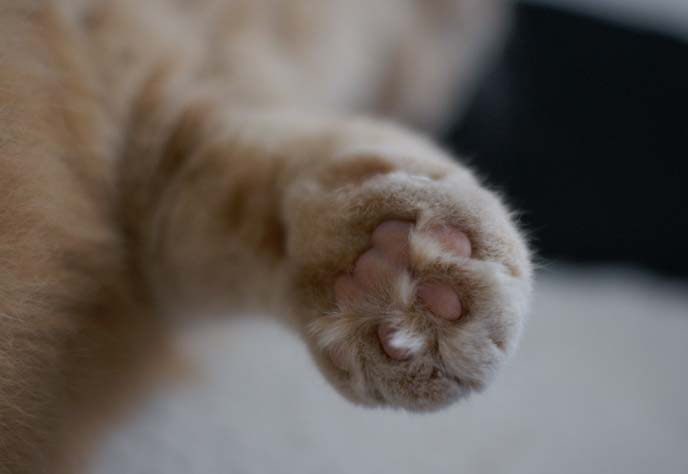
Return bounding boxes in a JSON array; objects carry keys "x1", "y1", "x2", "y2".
[{"x1": 334, "y1": 221, "x2": 471, "y2": 361}]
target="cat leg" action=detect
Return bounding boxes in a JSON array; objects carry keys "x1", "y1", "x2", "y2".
[
  {"x1": 0, "y1": 10, "x2": 168, "y2": 470},
  {"x1": 0, "y1": 168, "x2": 166, "y2": 472},
  {"x1": 122, "y1": 100, "x2": 532, "y2": 411}
]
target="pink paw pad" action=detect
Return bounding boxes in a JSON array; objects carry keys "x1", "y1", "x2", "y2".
[{"x1": 334, "y1": 220, "x2": 472, "y2": 361}]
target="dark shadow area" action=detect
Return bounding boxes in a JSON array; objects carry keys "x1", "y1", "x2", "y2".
[{"x1": 446, "y1": 3, "x2": 688, "y2": 276}]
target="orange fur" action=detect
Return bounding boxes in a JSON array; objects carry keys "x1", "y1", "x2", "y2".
[{"x1": 0, "y1": 1, "x2": 527, "y2": 472}]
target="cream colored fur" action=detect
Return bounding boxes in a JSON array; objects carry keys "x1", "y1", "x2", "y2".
[{"x1": 0, "y1": 1, "x2": 530, "y2": 472}]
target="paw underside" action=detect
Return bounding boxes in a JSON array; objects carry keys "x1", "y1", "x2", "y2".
[{"x1": 292, "y1": 157, "x2": 531, "y2": 411}]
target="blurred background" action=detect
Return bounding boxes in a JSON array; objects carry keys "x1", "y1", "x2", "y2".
[
  {"x1": 92, "y1": 1, "x2": 688, "y2": 473},
  {"x1": 445, "y1": 0, "x2": 688, "y2": 277}
]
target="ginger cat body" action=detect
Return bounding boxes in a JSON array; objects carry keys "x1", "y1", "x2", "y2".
[{"x1": 0, "y1": 1, "x2": 531, "y2": 472}]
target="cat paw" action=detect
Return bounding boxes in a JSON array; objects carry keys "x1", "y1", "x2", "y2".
[{"x1": 286, "y1": 123, "x2": 533, "y2": 411}]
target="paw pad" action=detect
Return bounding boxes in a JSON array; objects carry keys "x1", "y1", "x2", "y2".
[{"x1": 334, "y1": 220, "x2": 472, "y2": 361}]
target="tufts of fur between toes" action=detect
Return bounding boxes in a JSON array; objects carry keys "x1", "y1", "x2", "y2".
[{"x1": 308, "y1": 213, "x2": 531, "y2": 411}]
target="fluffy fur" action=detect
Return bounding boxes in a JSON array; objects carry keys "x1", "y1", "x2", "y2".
[{"x1": 0, "y1": 1, "x2": 530, "y2": 472}]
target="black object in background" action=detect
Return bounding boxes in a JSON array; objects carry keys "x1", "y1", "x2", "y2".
[{"x1": 446, "y1": 3, "x2": 688, "y2": 276}]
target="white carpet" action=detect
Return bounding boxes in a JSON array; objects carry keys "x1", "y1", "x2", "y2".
[{"x1": 91, "y1": 267, "x2": 688, "y2": 474}]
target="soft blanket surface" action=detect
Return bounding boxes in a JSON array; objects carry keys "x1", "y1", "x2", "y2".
[{"x1": 91, "y1": 268, "x2": 688, "y2": 474}]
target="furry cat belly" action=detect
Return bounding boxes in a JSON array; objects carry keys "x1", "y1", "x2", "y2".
[{"x1": 0, "y1": 1, "x2": 528, "y2": 472}]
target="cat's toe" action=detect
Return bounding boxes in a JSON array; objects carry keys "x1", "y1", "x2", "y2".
[
  {"x1": 377, "y1": 323, "x2": 413, "y2": 361},
  {"x1": 416, "y1": 282, "x2": 462, "y2": 321}
]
